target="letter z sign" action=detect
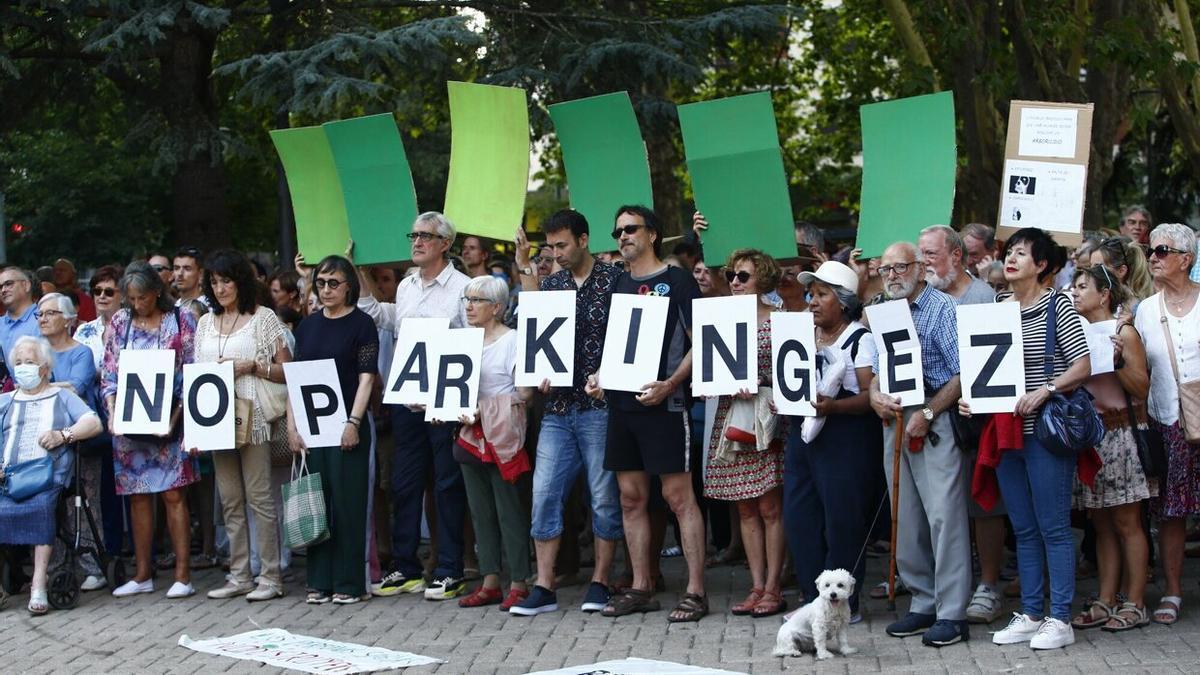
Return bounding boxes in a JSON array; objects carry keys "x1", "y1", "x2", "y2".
[{"x1": 957, "y1": 303, "x2": 1025, "y2": 414}]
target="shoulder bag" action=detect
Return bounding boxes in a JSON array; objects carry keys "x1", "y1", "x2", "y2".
[
  {"x1": 1158, "y1": 293, "x2": 1200, "y2": 444},
  {"x1": 0, "y1": 402, "x2": 66, "y2": 502},
  {"x1": 1035, "y1": 291, "x2": 1106, "y2": 457}
]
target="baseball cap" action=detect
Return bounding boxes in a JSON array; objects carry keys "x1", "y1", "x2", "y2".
[{"x1": 797, "y1": 261, "x2": 859, "y2": 295}]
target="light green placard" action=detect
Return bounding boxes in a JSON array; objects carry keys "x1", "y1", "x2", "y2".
[
  {"x1": 677, "y1": 92, "x2": 796, "y2": 266},
  {"x1": 443, "y1": 81, "x2": 530, "y2": 241},
  {"x1": 549, "y1": 92, "x2": 654, "y2": 252},
  {"x1": 323, "y1": 113, "x2": 418, "y2": 264},
  {"x1": 270, "y1": 126, "x2": 351, "y2": 261},
  {"x1": 857, "y1": 91, "x2": 957, "y2": 258}
]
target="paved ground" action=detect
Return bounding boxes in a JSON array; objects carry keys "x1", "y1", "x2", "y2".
[{"x1": 3, "y1": 548, "x2": 1200, "y2": 674}]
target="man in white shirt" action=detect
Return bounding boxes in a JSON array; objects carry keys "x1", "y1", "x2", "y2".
[{"x1": 358, "y1": 211, "x2": 471, "y2": 601}]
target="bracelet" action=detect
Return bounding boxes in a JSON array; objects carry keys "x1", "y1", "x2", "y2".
[
  {"x1": 266, "y1": 363, "x2": 272, "y2": 380},
  {"x1": 345, "y1": 418, "x2": 360, "y2": 427}
]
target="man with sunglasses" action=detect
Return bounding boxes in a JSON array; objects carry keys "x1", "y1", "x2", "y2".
[
  {"x1": 868, "y1": 242, "x2": 972, "y2": 648},
  {"x1": 172, "y1": 246, "x2": 209, "y2": 312},
  {"x1": 588, "y1": 205, "x2": 708, "y2": 623},
  {"x1": 358, "y1": 211, "x2": 471, "y2": 602},
  {"x1": 148, "y1": 253, "x2": 174, "y2": 288}
]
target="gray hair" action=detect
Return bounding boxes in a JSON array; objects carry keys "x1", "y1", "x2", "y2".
[
  {"x1": 1150, "y1": 223, "x2": 1197, "y2": 260},
  {"x1": 960, "y1": 222, "x2": 995, "y2": 249},
  {"x1": 464, "y1": 275, "x2": 510, "y2": 313},
  {"x1": 1122, "y1": 204, "x2": 1153, "y2": 225},
  {"x1": 39, "y1": 292, "x2": 78, "y2": 321},
  {"x1": 920, "y1": 224, "x2": 966, "y2": 265},
  {"x1": 12, "y1": 335, "x2": 55, "y2": 370},
  {"x1": 415, "y1": 211, "x2": 457, "y2": 248},
  {"x1": 794, "y1": 221, "x2": 825, "y2": 251}
]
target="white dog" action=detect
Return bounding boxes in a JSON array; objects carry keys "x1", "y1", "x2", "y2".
[{"x1": 773, "y1": 568, "x2": 857, "y2": 660}]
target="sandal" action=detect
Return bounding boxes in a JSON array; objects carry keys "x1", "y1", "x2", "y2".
[
  {"x1": 1102, "y1": 601, "x2": 1149, "y2": 632},
  {"x1": 1153, "y1": 596, "x2": 1182, "y2": 625},
  {"x1": 1071, "y1": 598, "x2": 1114, "y2": 629},
  {"x1": 731, "y1": 587, "x2": 763, "y2": 615},
  {"x1": 601, "y1": 588, "x2": 661, "y2": 617},
  {"x1": 28, "y1": 588, "x2": 48, "y2": 616},
  {"x1": 751, "y1": 590, "x2": 786, "y2": 618},
  {"x1": 458, "y1": 586, "x2": 502, "y2": 608},
  {"x1": 668, "y1": 593, "x2": 709, "y2": 623}
]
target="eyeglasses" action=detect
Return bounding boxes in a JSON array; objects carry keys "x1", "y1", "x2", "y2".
[
  {"x1": 724, "y1": 270, "x2": 753, "y2": 284},
  {"x1": 1150, "y1": 245, "x2": 1188, "y2": 258},
  {"x1": 877, "y1": 261, "x2": 917, "y2": 276},
  {"x1": 406, "y1": 231, "x2": 446, "y2": 243},
  {"x1": 611, "y1": 224, "x2": 647, "y2": 240},
  {"x1": 92, "y1": 287, "x2": 116, "y2": 298},
  {"x1": 461, "y1": 296, "x2": 494, "y2": 306},
  {"x1": 313, "y1": 278, "x2": 345, "y2": 289},
  {"x1": 151, "y1": 264, "x2": 169, "y2": 273},
  {"x1": 34, "y1": 310, "x2": 63, "y2": 319}
]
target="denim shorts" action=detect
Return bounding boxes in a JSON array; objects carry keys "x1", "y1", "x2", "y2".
[{"x1": 529, "y1": 408, "x2": 623, "y2": 541}]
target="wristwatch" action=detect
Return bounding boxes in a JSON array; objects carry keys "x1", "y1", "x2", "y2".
[
  {"x1": 519, "y1": 266, "x2": 534, "y2": 276},
  {"x1": 921, "y1": 407, "x2": 934, "y2": 421},
  {"x1": 1044, "y1": 382, "x2": 1057, "y2": 393}
]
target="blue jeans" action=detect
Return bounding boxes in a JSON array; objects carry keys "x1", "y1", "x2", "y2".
[
  {"x1": 389, "y1": 405, "x2": 465, "y2": 579},
  {"x1": 530, "y1": 409, "x2": 623, "y2": 542},
  {"x1": 996, "y1": 434, "x2": 1076, "y2": 622}
]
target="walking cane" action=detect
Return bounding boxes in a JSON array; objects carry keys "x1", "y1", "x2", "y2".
[{"x1": 887, "y1": 410, "x2": 903, "y2": 611}]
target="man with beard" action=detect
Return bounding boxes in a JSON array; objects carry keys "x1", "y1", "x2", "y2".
[
  {"x1": 918, "y1": 226, "x2": 994, "y2": 304},
  {"x1": 869, "y1": 241, "x2": 971, "y2": 647}
]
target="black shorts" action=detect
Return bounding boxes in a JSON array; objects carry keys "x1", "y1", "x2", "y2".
[{"x1": 603, "y1": 407, "x2": 691, "y2": 475}]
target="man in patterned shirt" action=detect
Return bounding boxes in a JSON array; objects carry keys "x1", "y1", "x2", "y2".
[
  {"x1": 868, "y1": 241, "x2": 971, "y2": 648},
  {"x1": 509, "y1": 209, "x2": 625, "y2": 616}
]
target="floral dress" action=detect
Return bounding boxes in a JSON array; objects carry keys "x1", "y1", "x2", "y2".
[
  {"x1": 100, "y1": 308, "x2": 199, "y2": 495},
  {"x1": 704, "y1": 316, "x2": 787, "y2": 501}
]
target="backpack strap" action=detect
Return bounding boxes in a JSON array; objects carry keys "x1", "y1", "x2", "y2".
[{"x1": 842, "y1": 327, "x2": 870, "y2": 362}]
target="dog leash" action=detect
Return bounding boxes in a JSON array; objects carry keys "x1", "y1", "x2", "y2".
[{"x1": 850, "y1": 493, "x2": 889, "y2": 576}]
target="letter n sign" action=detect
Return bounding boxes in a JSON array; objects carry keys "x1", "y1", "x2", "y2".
[
  {"x1": 114, "y1": 349, "x2": 176, "y2": 436},
  {"x1": 692, "y1": 295, "x2": 757, "y2": 397}
]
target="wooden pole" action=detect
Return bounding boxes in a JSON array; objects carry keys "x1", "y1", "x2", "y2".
[{"x1": 888, "y1": 411, "x2": 904, "y2": 611}]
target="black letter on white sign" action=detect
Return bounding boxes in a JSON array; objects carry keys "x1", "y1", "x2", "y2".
[
  {"x1": 187, "y1": 373, "x2": 229, "y2": 426},
  {"x1": 122, "y1": 373, "x2": 166, "y2": 423},
  {"x1": 524, "y1": 317, "x2": 567, "y2": 373},
  {"x1": 970, "y1": 334, "x2": 1016, "y2": 399},
  {"x1": 435, "y1": 355, "x2": 473, "y2": 408},
  {"x1": 775, "y1": 340, "x2": 811, "y2": 402},
  {"x1": 701, "y1": 323, "x2": 748, "y2": 383},
  {"x1": 881, "y1": 329, "x2": 916, "y2": 393},
  {"x1": 300, "y1": 384, "x2": 338, "y2": 436}
]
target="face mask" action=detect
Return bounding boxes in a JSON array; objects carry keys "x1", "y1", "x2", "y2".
[{"x1": 13, "y1": 364, "x2": 41, "y2": 391}]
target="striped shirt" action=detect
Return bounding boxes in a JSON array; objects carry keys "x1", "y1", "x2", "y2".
[
  {"x1": 871, "y1": 283, "x2": 961, "y2": 393},
  {"x1": 998, "y1": 289, "x2": 1090, "y2": 434}
]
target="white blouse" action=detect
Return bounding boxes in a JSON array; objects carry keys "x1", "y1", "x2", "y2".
[{"x1": 1134, "y1": 292, "x2": 1200, "y2": 426}]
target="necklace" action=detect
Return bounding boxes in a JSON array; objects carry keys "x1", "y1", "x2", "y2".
[
  {"x1": 816, "y1": 323, "x2": 847, "y2": 348},
  {"x1": 216, "y1": 312, "x2": 245, "y2": 360}
]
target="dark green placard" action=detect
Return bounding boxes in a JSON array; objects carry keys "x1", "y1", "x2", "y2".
[{"x1": 269, "y1": 126, "x2": 351, "y2": 261}]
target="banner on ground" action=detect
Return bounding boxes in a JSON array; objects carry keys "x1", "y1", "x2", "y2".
[
  {"x1": 856, "y1": 91, "x2": 957, "y2": 259},
  {"x1": 864, "y1": 300, "x2": 925, "y2": 407},
  {"x1": 526, "y1": 658, "x2": 748, "y2": 675},
  {"x1": 549, "y1": 92, "x2": 654, "y2": 252},
  {"x1": 997, "y1": 100, "x2": 1094, "y2": 248},
  {"x1": 957, "y1": 303, "x2": 1024, "y2": 414},
  {"x1": 269, "y1": 126, "x2": 351, "y2": 261},
  {"x1": 178, "y1": 629, "x2": 442, "y2": 674}
]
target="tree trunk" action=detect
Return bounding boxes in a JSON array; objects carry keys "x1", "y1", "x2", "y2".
[
  {"x1": 1083, "y1": 0, "x2": 1134, "y2": 229},
  {"x1": 881, "y1": 0, "x2": 940, "y2": 90},
  {"x1": 949, "y1": 0, "x2": 1004, "y2": 224}
]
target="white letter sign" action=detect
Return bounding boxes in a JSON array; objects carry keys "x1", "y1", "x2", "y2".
[
  {"x1": 598, "y1": 293, "x2": 669, "y2": 393},
  {"x1": 182, "y1": 361, "x2": 235, "y2": 451},
  {"x1": 771, "y1": 311, "x2": 817, "y2": 416},
  {"x1": 692, "y1": 295, "x2": 758, "y2": 397},
  {"x1": 114, "y1": 349, "x2": 176, "y2": 436},
  {"x1": 864, "y1": 300, "x2": 925, "y2": 407},
  {"x1": 515, "y1": 290, "x2": 576, "y2": 387},
  {"x1": 425, "y1": 327, "x2": 484, "y2": 423},
  {"x1": 283, "y1": 359, "x2": 346, "y2": 448},
  {"x1": 383, "y1": 317, "x2": 449, "y2": 406},
  {"x1": 957, "y1": 303, "x2": 1025, "y2": 414}
]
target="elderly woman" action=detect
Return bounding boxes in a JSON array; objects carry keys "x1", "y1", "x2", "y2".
[
  {"x1": 288, "y1": 255, "x2": 378, "y2": 605},
  {"x1": 101, "y1": 261, "x2": 199, "y2": 600},
  {"x1": 981, "y1": 228, "x2": 1091, "y2": 650},
  {"x1": 703, "y1": 248, "x2": 788, "y2": 617},
  {"x1": 453, "y1": 276, "x2": 533, "y2": 610},
  {"x1": 0, "y1": 336, "x2": 102, "y2": 614},
  {"x1": 785, "y1": 261, "x2": 880, "y2": 621},
  {"x1": 73, "y1": 265, "x2": 123, "y2": 372},
  {"x1": 1133, "y1": 222, "x2": 1200, "y2": 626},
  {"x1": 192, "y1": 250, "x2": 291, "y2": 602}
]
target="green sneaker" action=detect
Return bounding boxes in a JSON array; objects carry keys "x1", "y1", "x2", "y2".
[
  {"x1": 424, "y1": 576, "x2": 466, "y2": 601},
  {"x1": 374, "y1": 570, "x2": 426, "y2": 597}
]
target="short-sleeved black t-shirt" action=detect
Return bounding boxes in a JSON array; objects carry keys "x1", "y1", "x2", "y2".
[
  {"x1": 609, "y1": 264, "x2": 700, "y2": 413},
  {"x1": 293, "y1": 308, "x2": 380, "y2": 406}
]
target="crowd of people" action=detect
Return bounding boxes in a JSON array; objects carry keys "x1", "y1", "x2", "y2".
[{"x1": 0, "y1": 204, "x2": 1197, "y2": 655}]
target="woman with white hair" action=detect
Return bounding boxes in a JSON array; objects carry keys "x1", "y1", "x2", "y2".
[
  {"x1": 0, "y1": 336, "x2": 102, "y2": 614},
  {"x1": 1133, "y1": 222, "x2": 1200, "y2": 626},
  {"x1": 454, "y1": 275, "x2": 533, "y2": 610}
]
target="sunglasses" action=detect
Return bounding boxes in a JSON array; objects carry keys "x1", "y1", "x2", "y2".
[
  {"x1": 406, "y1": 231, "x2": 445, "y2": 242},
  {"x1": 611, "y1": 224, "x2": 647, "y2": 240},
  {"x1": 92, "y1": 287, "x2": 116, "y2": 298},
  {"x1": 314, "y1": 278, "x2": 345, "y2": 289},
  {"x1": 878, "y1": 261, "x2": 917, "y2": 276},
  {"x1": 724, "y1": 270, "x2": 753, "y2": 284},
  {"x1": 1150, "y1": 245, "x2": 1188, "y2": 258},
  {"x1": 151, "y1": 264, "x2": 170, "y2": 273}
]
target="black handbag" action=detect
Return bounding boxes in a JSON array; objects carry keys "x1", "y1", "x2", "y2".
[
  {"x1": 1034, "y1": 292, "x2": 1105, "y2": 457},
  {"x1": 1124, "y1": 390, "x2": 1167, "y2": 481}
]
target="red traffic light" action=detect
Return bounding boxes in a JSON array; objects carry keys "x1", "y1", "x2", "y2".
[{"x1": 10, "y1": 223, "x2": 23, "y2": 234}]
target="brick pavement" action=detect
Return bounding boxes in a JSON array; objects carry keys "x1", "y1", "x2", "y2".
[{"x1": 2, "y1": 549, "x2": 1199, "y2": 674}]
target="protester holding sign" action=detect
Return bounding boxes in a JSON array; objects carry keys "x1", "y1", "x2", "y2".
[
  {"x1": 702, "y1": 248, "x2": 788, "y2": 618},
  {"x1": 785, "y1": 260, "x2": 879, "y2": 621},
  {"x1": 194, "y1": 250, "x2": 292, "y2": 602},
  {"x1": 358, "y1": 211, "x2": 470, "y2": 601},
  {"x1": 867, "y1": 242, "x2": 971, "y2": 648},
  {"x1": 593, "y1": 205, "x2": 708, "y2": 623},
  {"x1": 981, "y1": 228, "x2": 1091, "y2": 650},
  {"x1": 1068, "y1": 265, "x2": 1154, "y2": 632},
  {"x1": 1133, "y1": 223, "x2": 1200, "y2": 626},
  {"x1": 290, "y1": 255, "x2": 378, "y2": 604},
  {"x1": 0, "y1": 336, "x2": 102, "y2": 615},
  {"x1": 101, "y1": 261, "x2": 199, "y2": 600}
]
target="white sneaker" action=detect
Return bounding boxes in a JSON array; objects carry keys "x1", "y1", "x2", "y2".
[
  {"x1": 992, "y1": 612, "x2": 1041, "y2": 645},
  {"x1": 111, "y1": 579, "x2": 154, "y2": 597},
  {"x1": 80, "y1": 575, "x2": 107, "y2": 592},
  {"x1": 966, "y1": 584, "x2": 1001, "y2": 624},
  {"x1": 166, "y1": 581, "x2": 196, "y2": 599},
  {"x1": 1029, "y1": 617, "x2": 1075, "y2": 650}
]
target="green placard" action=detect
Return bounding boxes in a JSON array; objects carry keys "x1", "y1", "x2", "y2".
[
  {"x1": 443, "y1": 81, "x2": 530, "y2": 241},
  {"x1": 270, "y1": 126, "x2": 351, "y2": 261},
  {"x1": 323, "y1": 113, "x2": 418, "y2": 264},
  {"x1": 857, "y1": 91, "x2": 957, "y2": 258},
  {"x1": 677, "y1": 92, "x2": 796, "y2": 267},
  {"x1": 549, "y1": 92, "x2": 654, "y2": 252}
]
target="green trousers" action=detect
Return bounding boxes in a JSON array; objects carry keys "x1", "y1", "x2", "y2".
[
  {"x1": 460, "y1": 461, "x2": 531, "y2": 582},
  {"x1": 305, "y1": 428, "x2": 371, "y2": 596}
]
